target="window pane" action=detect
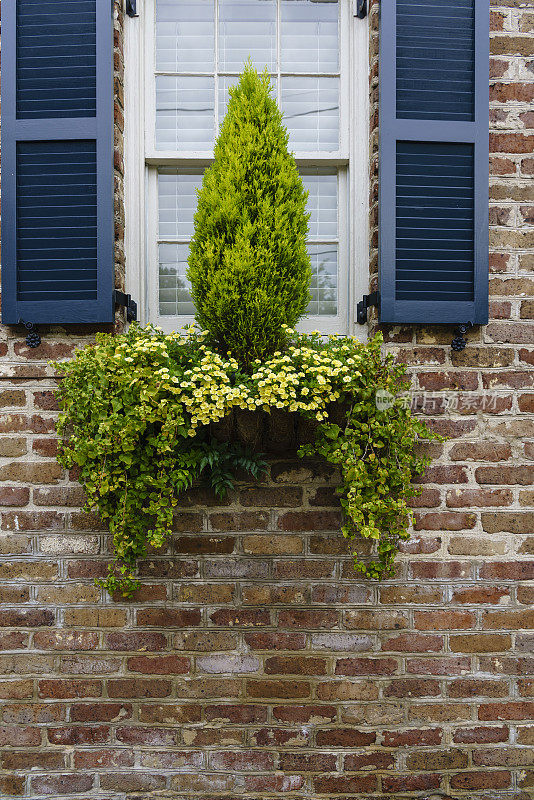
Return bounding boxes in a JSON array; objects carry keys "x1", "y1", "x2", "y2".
[
  {"x1": 218, "y1": 75, "x2": 277, "y2": 128},
  {"x1": 156, "y1": 0, "x2": 215, "y2": 73},
  {"x1": 282, "y1": 77, "x2": 339, "y2": 151},
  {"x1": 156, "y1": 76, "x2": 214, "y2": 150},
  {"x1": 159, "y1": 243, "x2": 195, "y2": 316},
  {"x1": 218, "y1": 0, "x2": 277, "y2": 72},
  {"x1": 281, "y1": 0, "x2": 338, "y2": 73},
  {"x1": 301, "y1": 171, "x2": 337, "y2": 240},
  {"x1": 306, "y1": 243, "x2": 338, "y2": 316},
  {"x1": 158, "y1": 172, "x2": 202, "y2": 239}
]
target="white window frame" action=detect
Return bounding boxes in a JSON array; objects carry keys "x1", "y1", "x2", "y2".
[{"x1": 124, "y1": 0, "x2": 369, "y2": 337}]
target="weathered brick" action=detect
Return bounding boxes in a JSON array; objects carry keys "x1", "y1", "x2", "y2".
[
  {"x1": 30, "y1": 775, "x2": 94, "y2": 796},
  {"x1": 382, "y1": 774, "x2": 441, "y2": 793},
  {"x1": 313, "y1": 775, "x2": 377, "y2": 793},
  {"x1": 136, "y1": 608, "x2": 201, "y2": 627},
  {"x1": 414, "y1": 611, "x2": 475, "y2": 630},
  {"x1": 452, "y1": 585, "x2": 510, "y2": 604},
  {"x1": 107, "y1": 679, "x2": 172, "y2": 698},
  {"x1": 127, "y1": 655, "x2": 190, "y2": 674},
  {"x1": 450, "y1": 771, "x2": 511, "y2": 790},
  {"x1": 381, "y1": 633, "x2": 444, "y2": 652},
  {"x1": 383, "y1": 728, "x2": 442, "y2": 747},
  {"x1": 450, "y1": 634, "x2": 512, "y2": 653},
  {"x1": 446, "y1": 488, "x2": 512, "y2": 507},
  {"x1": 38, "y1": 679, "x2": 102, "y2": 699},
  {"x1": 453, "y1": 725, "x2": 509, "y2": 744},
  {"x1": 335, "y1": 657, "x2": 397, "y2": 676},
  {"x1": 384, "y1": 678, "x2": 440, "y2": 698}
]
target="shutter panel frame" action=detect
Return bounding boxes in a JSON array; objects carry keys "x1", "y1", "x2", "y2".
[
  {"x1": 1, "y1": 0, "x2": 114, "y2": 325},
  {"x1": 379, "y1": 0, "x2": 489, "y2": 326}
]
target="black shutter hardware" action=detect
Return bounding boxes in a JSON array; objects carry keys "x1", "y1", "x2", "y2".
[{"x1": 114, "y1": 291, "x2": 138, "y2": 323}]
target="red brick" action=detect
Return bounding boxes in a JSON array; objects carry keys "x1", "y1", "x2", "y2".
[
  {"x1": 74, "y1": 749, "x2": 134, "y2": 769},
  {"x1": 137, "y1": 703, "x2": 200, "y2": 724},
  {"x1": 480, "y1": 562, "x2": 534, "y2": 580},
  {"x1": 452, "y1": 586, "x2": 510, "y2": 604},
  {"x1": 126, "y1": 655, "x2": 190, "y2": 674},
  {"x1": 265, "y1": 656, "x2": 327, "y2": 675},
  {"x1": 205, "y1": 704, "x2": 267, "y2": 724},
  {"x1": 406, "y1": 657, "x2": 471, "y2": 676},
  {"x1": 0, "y1": 488, "x2": 30, "y2": 507},
  {"x1": 0, "y1": 609, "x2": 54, "y2": 627},
  {"x1": 278, "y1": 753, "x2": 336, "y2": 771},
  {"x1": 335, "y1": 658, "x2": 397, "y2": 676},
  {"x1": 209, "y1": 608, "x2": 270, "y2": 627},
  {"x1": 383, "y1": 728, "x2": 442, "y2": 747},
  {"x1": 382, "y1": 774, "x2": 441, "y2": 793},
  {"x1": 246, "y1": 680, "x2": 310, "y2": 699},
  {"x1": 107, "y1": 679, "x2": 172, "y2": 698},
  {"x1": 450, "y1": 771, "x2": 511, "y2": 790},
  {"x1": 490, "y1": 133, "x2": 534, "y2": 153},
  {"x1": 209, "y1": 750, "x2": 274, "y2": 771},
  {"x1": 0, "y1": 775, "x2": 25, "y2": 796},
  {"x1": 278, "y1": 610, "x2": 338, "y2": 629},
  {"x1": 448, "y1": 679, "x2": 508, "y2": 698},
  {"x1": 414, "y1": 511, "x2": 476, "y2": 530},
  {"x1": 381, "y1": 633, "x2": 444, "y2": 652},
  {"x1": 411, "y1": 561, "x2": 471, "y2": 580},
  {"x1": 38, "y1": 679, "x2": 101, "y2": 699},
  {"x1": 30, "y1": 775, "x2": 94, "y2": 795},
  {"x1": 105, "y1": 632, "x2": 167, "y2": 651},
  {"x1": 0, "y1": 725, "x2": 41, "y2": 746},
  {"x1": 313, "y1": 775, "x2": 377, "y2": 793},
  {"x1": 48, "y1": 726, "x2": 110, "y2": 745},
  {"x1": 406, "y1": 749, "x2": 468, "y2": 770},
  {"x1": 480, "y1": 702, "x2": 534, "y2": 721},
  {"x1": 272, "y1": 704, "x2": 336, "y2": 723},
  {"x1": 277, "y1": 510, "x2": 342, "y2": 531},
  {"x1": 115, "y1": 726, "x2": 177, "y2": 746},
  {"x1": 446, "y1": 488, "x2": 512, "y2": 507},
  {"x1": 244, "y1": 631, "x2": 306, "y2": 650},
  {"x1": 414, "y1": 611, "x2": 475, "y2": 630},
  {"x1": 136, "y1": 608, "x2": 201, "y2": 627},
  {"x1": 453, "y1": 725, "x2": 509, "y2": 744},
  {"x1": 384, "y1": 678, "x2": 440, "y2": 698}
]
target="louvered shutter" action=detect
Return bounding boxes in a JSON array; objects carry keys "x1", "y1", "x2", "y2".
[
  {"x1": 1, "y1": 0, "x2": 114, "y2": 325},
  {"x1": 379, "y1": 0, "x2": 489, "y2": 325}
]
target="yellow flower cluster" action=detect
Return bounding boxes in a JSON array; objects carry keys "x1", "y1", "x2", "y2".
[{"x1": 106, "y1": 324, "x2": 366, "y2": 435}]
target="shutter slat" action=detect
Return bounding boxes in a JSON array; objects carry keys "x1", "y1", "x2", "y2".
[
  {"x1": 16, "y1": 0, "x2": 97, "y2": 119},
  {"x1": 2, "y1": 0, "x2": 114, "y2": 325},
  {"x1": 379, "y1": 0, "x2": 489, "y2": 326}
]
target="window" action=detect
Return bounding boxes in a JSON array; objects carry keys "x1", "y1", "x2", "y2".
[{"x1": 125, "y1": 0, "x2": 369, "y2": 334}]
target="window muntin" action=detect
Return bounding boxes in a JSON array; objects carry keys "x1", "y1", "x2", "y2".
[
  {"x1": 147, "y1": 0, "x2": 351, "y2": 334},
  {"x1": 154, "y1": 0, "x2": 341, "y2": 152}
]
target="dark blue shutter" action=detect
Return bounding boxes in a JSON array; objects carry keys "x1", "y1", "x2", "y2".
[
  {"x1": 379, "y1": 0, "x2": 489, "y2": 325},
  {"x1": 1, "y1": 0, "x2": 114, "y2": 325}
]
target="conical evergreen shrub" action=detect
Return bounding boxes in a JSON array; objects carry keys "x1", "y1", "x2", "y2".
[{"x1": 187, "y1": 65, "x2": 311, "y2": 371}]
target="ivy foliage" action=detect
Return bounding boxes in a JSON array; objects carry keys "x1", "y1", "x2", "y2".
[
  {"x1": 187, "y1": 65, "x2": 311, "y2": 371},
  {"x1": 54, "y1": 325, "x2": 438, "y2": 595}
]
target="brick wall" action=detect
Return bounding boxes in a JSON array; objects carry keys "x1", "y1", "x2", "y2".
[{"x1": 0, "y1": 1, "x2": 533, "y2": 798}]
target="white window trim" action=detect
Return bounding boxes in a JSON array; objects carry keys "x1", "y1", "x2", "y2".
[{"x1": 124, "y1": 0, "x2": 369, "y2": 338}]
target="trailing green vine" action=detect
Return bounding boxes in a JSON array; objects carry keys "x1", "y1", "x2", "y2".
[{"x1": 54, "y1": 324, "x2": 437, "y2": 595}]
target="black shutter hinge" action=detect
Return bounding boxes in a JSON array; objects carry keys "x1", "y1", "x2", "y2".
[
  {"x1": 19, "y1": 319, "x2": 41, "y2": 349},
  {"x1": 357, "y1": 291, "x2": 379, "y2": 325},
  {"x1": 354, "y1": 0, "x2": 367, "y2": 19},
  {"x1": 114, "y1": 291, "x2": 138, "y2": 322},
  {"x1": 126, "y1": 0, "x2": 138, "y2": 17}
]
